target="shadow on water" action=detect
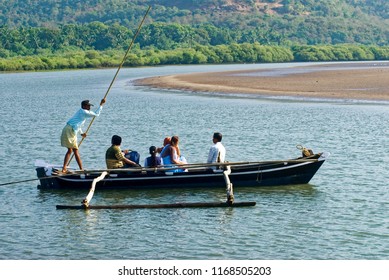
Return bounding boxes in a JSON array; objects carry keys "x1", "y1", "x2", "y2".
[{"x1": 238, "y1": 183, "x2": 318, "y2": 195}]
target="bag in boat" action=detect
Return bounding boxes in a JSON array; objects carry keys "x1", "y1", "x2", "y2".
[
  {"x1": 302, "y1": 147, "x2": 313, "y2": 157},
  {"x1": 296, "y1": 144, "x2": 314, "y2": 157},
  {"x1": 125, "y1": 150, "x2": 140, "y2": 164}
]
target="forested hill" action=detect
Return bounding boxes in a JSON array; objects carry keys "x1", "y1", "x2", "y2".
[
  {"x1": 1, "y1": 0, "x2": 388, "y2": 27},
  {"x1": 0, "y1": 0, "x2": 388, "y2": 46},
  {"x1": 1, "y1": 0, "x2": 388, "y2": 71}
]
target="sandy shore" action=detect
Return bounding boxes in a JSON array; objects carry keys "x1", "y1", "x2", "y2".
[{"x1": 135, "y1": 62, "x2": 389, "y2": 101}]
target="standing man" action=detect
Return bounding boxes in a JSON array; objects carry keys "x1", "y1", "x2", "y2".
[
  {"x1": 61, "y1": 98, "x2": 106, "y2": 173},
  {"x1": 207, "y1": 132, "x2": 226, "y2": 165}
]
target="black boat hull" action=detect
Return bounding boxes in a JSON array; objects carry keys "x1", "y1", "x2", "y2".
[{"x1": 36, "y1": 152, "x2": 328, "y2": 190}]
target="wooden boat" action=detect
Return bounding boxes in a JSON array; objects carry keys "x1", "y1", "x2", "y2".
[{"x1": 35, "y1": 152, "x2": 329, "y2": 190}]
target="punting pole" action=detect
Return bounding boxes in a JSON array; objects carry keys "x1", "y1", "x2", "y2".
[
  {"x1": 67, "y1": 5, "x2": 151, "y2": 165},
  {"x1": 56, "y1": 202, "x2": 256, "y2": 210}
]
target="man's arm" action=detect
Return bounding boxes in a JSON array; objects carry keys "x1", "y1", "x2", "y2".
[
  {"x1": 115, "y1": 151, "x2": 139, "y2": 167},
  {"x1": 207, "y1": 146, "x2": 217, "y2": 163}
]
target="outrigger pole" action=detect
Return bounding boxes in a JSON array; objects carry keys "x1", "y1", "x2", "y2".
[
  {"x1": 68, "y1": 5, "x2": 152, "y2": 165},
  {"x1": 56, "y1": 164, "x2": 256, "y2": 210},
  {"x1": 56, "y1": 202, "x2": 256, "y2": 210}
]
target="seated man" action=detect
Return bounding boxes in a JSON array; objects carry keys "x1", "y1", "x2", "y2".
[
  {"x1": 207, "y1": 132, "x2": 226, "y2": 169},
  {"x1": 105, "y1": 135, "x2": 140, "y2": 169}
]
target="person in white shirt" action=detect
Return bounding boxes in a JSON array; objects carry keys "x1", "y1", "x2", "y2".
[
  {"x1": 60, "y1": 99, "x2": 105, "y2": 173},
  {"x1": 207, "y1": 132, "x2": 233, "y2": 204},
  {"x1": 207, "y1": 132, "x2": 226, "y2": 166}
]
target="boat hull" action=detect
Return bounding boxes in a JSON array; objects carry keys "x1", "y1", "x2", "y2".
[{"x1": 36, "y1": 152, "x2": 328, "y2": 190}]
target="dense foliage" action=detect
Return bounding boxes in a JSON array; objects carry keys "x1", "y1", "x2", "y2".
[
  {"x1": 0, "y1": 0, "x2": 388, "y2": 46},
  {"x1": 0, "y1": 1, "x2": 388, "y2": 71},
  {"x1": 1, "y1": 21, "x2": 388, "y2": 57},
  {"x1": 1, "y1": 43, "x2": 388, "y2": 72}
]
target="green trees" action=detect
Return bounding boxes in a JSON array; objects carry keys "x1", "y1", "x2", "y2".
[
  {"x1": 1, "y1": 0, "x2": 388, "y2": 46},
  {"x1": 291, "y1": 44, "x2": 386, "y2": 62},
  {"x1": 0, "y1": 1, "x2": 388, "y2": 72},
  {"x1": 1, "y1": 43, "x2": 387, "y2": 71}
]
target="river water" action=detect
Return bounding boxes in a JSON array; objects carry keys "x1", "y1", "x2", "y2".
[{"x1": 0, "y1": 62, "x2": 388, "y2": 260}]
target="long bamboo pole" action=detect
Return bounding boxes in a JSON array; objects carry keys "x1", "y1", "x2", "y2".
[
  {"x1": 56, "y1": 201, "x2": 257, "y2": 210},
  {"x1": 68, "y1": 5, "x2": 151, "y2": 165},
  {"x1": 66, "y1": 158, "x2": 320, "y2": 174}
]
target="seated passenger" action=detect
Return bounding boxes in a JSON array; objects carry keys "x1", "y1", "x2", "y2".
[
  {"x1": 144, "y1": 146, "x2": 162, "y2": 167},
  {"x1": 160, "y1": 135, "x2": 187, "y2": 172},
  {"x1": 207, "y1": 132, "x2": 226, "y2": 170},
  {"x1": 156, "y1": 137, "x2": 171, "y2": 153},
  {"x1": 105, "y1": 135, "x2": 140, "y2": 169}
]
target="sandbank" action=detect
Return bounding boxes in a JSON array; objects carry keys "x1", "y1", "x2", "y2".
[{"x1": 134, "y1": 62, "x2": 389, "y2": 101}]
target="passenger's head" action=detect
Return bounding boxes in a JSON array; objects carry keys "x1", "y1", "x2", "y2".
[
  {"x1": 171, "y1": 135, "x2": 179, "y2": 146},
  {"x1": 163, "y1": 137, "x2": 171, "y2": 146},
  {"x1": 149, "y1": 146, "x2": 157, "y2": 155},
  {"x1": 111, "y1": 135, "x2": 122, "y2": 145},
  {"x1": 213, "y1": 132, "x2": 222, "y2": 142}
]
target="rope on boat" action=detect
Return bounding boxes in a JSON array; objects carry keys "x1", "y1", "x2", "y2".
[
  {"x1": 0, "y1": 171, "x2": 83, "y2": 186},
  {"x1": 68, "y1": 5, "x2": 151, "y2": 165},
  {"x1": 296, "y1": 144, "x2": 314, "y2": 157},
  {"x1": 0, "y1": 178, "x2": 41, "y2": 186}
]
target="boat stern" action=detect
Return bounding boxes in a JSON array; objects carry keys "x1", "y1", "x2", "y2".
[{"x1": 35, "y1": 160, "x2": 61, "y2": 189}]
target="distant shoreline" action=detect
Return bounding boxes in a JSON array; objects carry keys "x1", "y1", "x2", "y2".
[{"x1": 134, "y1": 61, "x2": 389, "y2": 101}]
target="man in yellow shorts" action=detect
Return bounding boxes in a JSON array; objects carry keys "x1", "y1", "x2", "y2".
[{"x1": 61, "y1": 99, "x2": 106, "y2": 173}]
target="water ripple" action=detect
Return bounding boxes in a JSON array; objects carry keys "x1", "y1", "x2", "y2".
[{"x1": 0, "y1": 64, "x2": 388, "y2": 260}]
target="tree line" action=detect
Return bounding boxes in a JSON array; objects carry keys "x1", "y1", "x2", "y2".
[
  {"x1": 0, "y1": 0, "x2": 388, "y2": 47},
  {"x1": 0, "y1": 19, "x2": 388, "y2": 72},
  {"x1": 0, "y1": 19, "x2": 388, "y2": 58},
  {"x1": 1, "y1": 22, "x2": 388, "y2": 57},
  {"x1": 1, "y1": 43, "x2": 388, "y2": 72}
]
